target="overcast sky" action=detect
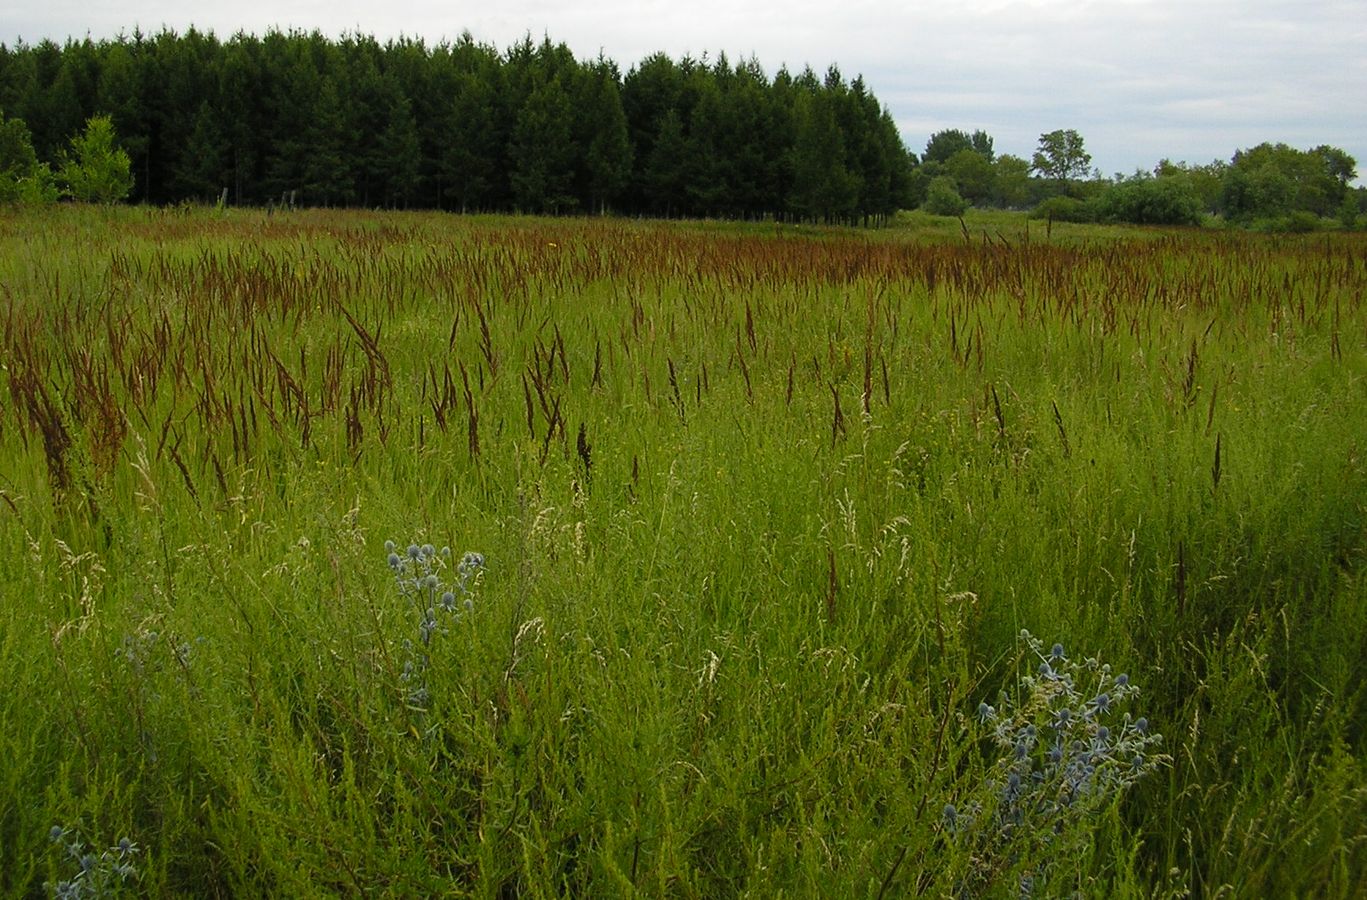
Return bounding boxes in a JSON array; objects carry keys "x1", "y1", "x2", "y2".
[{"x1": 5, "y1": 0, "x2": 1364, "y2": 180}]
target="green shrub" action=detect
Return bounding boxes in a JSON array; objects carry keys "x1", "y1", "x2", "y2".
[
  {"x1": 59, "y1": 115, "x2": 134, "y2": 204},
  {"x1": 1028, "y1": 195, "x2": 1095, "y2": 223},
  {"x1": 1095, "y1": 177, "x2": 1202, "y2": 226},
  {"x1": 1251, "y1": 210, "x2": 1323, "y2": 233},
  {"x1": 0, "y1": 109, "x2": 56, "y2": 205},
  {"x1": 923, "y1": 175, "x2": 969, "y2": 217}
]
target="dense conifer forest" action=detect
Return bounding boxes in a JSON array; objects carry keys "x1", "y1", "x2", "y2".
[{"x1": 0, "y1": 29, "x2": 915, "y2": 221}]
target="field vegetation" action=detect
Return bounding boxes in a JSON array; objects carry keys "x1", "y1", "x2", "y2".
[{"x1": 1, "y1": 205, "x2": 1364, "y2": 896}]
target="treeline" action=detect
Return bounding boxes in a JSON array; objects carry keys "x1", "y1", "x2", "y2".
[
  {"x1": 0, "y1": 29, "x2": 915, "y2": 222},
  {"x1": 912, "y1": 126, "x2": 1362, "y2": 230}
]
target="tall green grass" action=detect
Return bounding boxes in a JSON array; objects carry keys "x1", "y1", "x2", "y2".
[{"x1": 1, "y1": 205, "x2": 1363, "y2": 896}]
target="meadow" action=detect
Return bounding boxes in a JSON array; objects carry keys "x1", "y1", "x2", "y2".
[{"x1": 0, "y1": 205, "x2": 1364, "y2": 897}]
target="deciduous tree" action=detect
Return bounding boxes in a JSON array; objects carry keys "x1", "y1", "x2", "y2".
[
  {"x1": 59, "y1": 114, "x2": 133, "y2": 202},
  {"x1": 1032, "y1": 129, "x2": 1091, "y2": 183}
]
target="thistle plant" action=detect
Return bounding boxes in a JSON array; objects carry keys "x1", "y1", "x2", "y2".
[
  {"x1": 385, "y1": 540, "x2": 484, "y2": 712},
  {"x1": 44, "y1": 826, "x2": 138, "y2": 899},
  {"x1": 945, "y1": 630, "x2": 1168, "y2": 897}
]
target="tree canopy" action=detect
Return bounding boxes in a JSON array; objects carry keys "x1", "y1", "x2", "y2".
[
  {"x1": 0, "y1": 30, "x2": 915, "y2": 222},
  {"x1": 1031, "y1": 129, "x2": 1092, "y2": 182}
]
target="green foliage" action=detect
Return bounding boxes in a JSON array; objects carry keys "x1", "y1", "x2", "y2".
[
  {"x1": 58, "y1": 114, "x2": 133, "y2": 203},
  {"x1": 1095, "y1": 176, "x2": 1203, "y2": 226},
  {"x1": 580, "y1": 63, "x2": 633, "y2": 213},
  {"x1": 1222, "y1": 143, "x2": 1358, "y2": 224},
  {"x1": 1032, "y1": 128, "x2": 1092, "y2": 182},
  {"x1": 1154, "y1": 158, "x2": 1226, "y2": 213},
  {"x1": 0, "y1": 108, "x2": 58, "y2": 204},
  {"x1": 1028, "y1": 194, "x2": 1095, "y2": 222},
  {"x1": 510, "y1": 75, "x2": 579, "y2": 214},
  {"x1": 787, "y1": 84, "x2": 860, "y2": 222},
  {"x1": 922, "y1": 174, "x2": 969, "y2": 216},
  {"x1": 173, "y1": 102, "x2": 227, "y2": 202},
  {"x1": 440, "y1": 67, "x2": 501, "y2": 211},
  {"x1": 923, "y1": 128, "x2": 993, "y2": 164},
  {"x1": 1337, "y1": 192, "x2": 1361, "y2": 231},
  {"x1": 991, "y1": 154, "x2": 1033, "y2": 208},
  {"x1": 1250, "y1": 210, "x2": 1325, "y2": 233},
  {"x1": 0, "y1": 30, "x2": 914, "y2": 221},
  {"x1": 942, "y1": 147, "x2": 995, "y2": 205}
]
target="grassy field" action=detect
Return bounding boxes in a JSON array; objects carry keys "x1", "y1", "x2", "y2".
[{"x1": 1, "y1": 205, "x2": 1364, "y2": 897}]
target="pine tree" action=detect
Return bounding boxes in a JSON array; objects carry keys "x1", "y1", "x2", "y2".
[
  {"x1": 509, "y1": 75, "x2": 578, "y2": 213},
  {"x1": 441, "y1": 69, "x2": 500, "y2": 211},
  {"x1": 174, "y1": 101, "x2": 227, "y2": 201},
  {"x1": 579, "y1": 63, "x2": 632, "y2": 214},
  {"x1": 642, "y1": 108, "x2": 687, "y2": 216}
]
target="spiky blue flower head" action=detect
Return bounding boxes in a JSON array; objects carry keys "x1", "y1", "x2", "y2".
[
  {"x1": 942, "y1": 803, "x2": 958, "y2": 825},
  {"x1": 1096, "y1": 726, "x2": 1110, "y2": 742},
  {"x1": 407, "y1": 544, "x2": 421, "y2": 559},
  {"x1": 1091, "y1": 693, "x2": 1111, "y2": 713},
  {"x1": 1007, "y1": 772, "x2": 1021, "y2": 790},
  {"x1": 1039, "y1": 662, "x2": 1053, "y2": 678},
  {"x1": 80, "y1": 853, "x2": 97, "y2": 872},
  {"x1": 117, "y1": 837, "x2": 135, "y2": 855},
  {"x1": 421, "y1": 544, "x2": 436, "y2": 558},
  {"x1": 1134, "y1": 717, "x2": 1148, "y2": 734},
  {"x1": 978, "y1": 702, "x2": 996, "y2": 723},
  {"x1": 384, "y1": 540, "x2": 396, "y2": 553},
  {"x1": 1114, "y1": 673, "x2": 1129, "y2": 687},
  {"x1": 441, "y1": 546, "x2": 451, "y2": 557},
  {"x1": 423, "y1": 574, "x2": 439, "y2": 590},
  {"x1": 440, "y1": 591, "x2": 456, "y2": 610},
  {"x1": 463, "y1": 597, "x2": 474, "y2": 612},
  {"x1": 48, "y1": 825, "x2": 65, "y2": 843},
  {"x1": 1054, "y1": 707, "x2": 1071, "y2": 727},
  {"x1": 1051, "y1": 643, "x2": 1065, "y2": 660},
  {"x1": 1049, "y1": 745, "x2": 1064, "y2": 764},
  {"x1": 388, "y1": 552, "x2": 401, "y2": 569}
]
